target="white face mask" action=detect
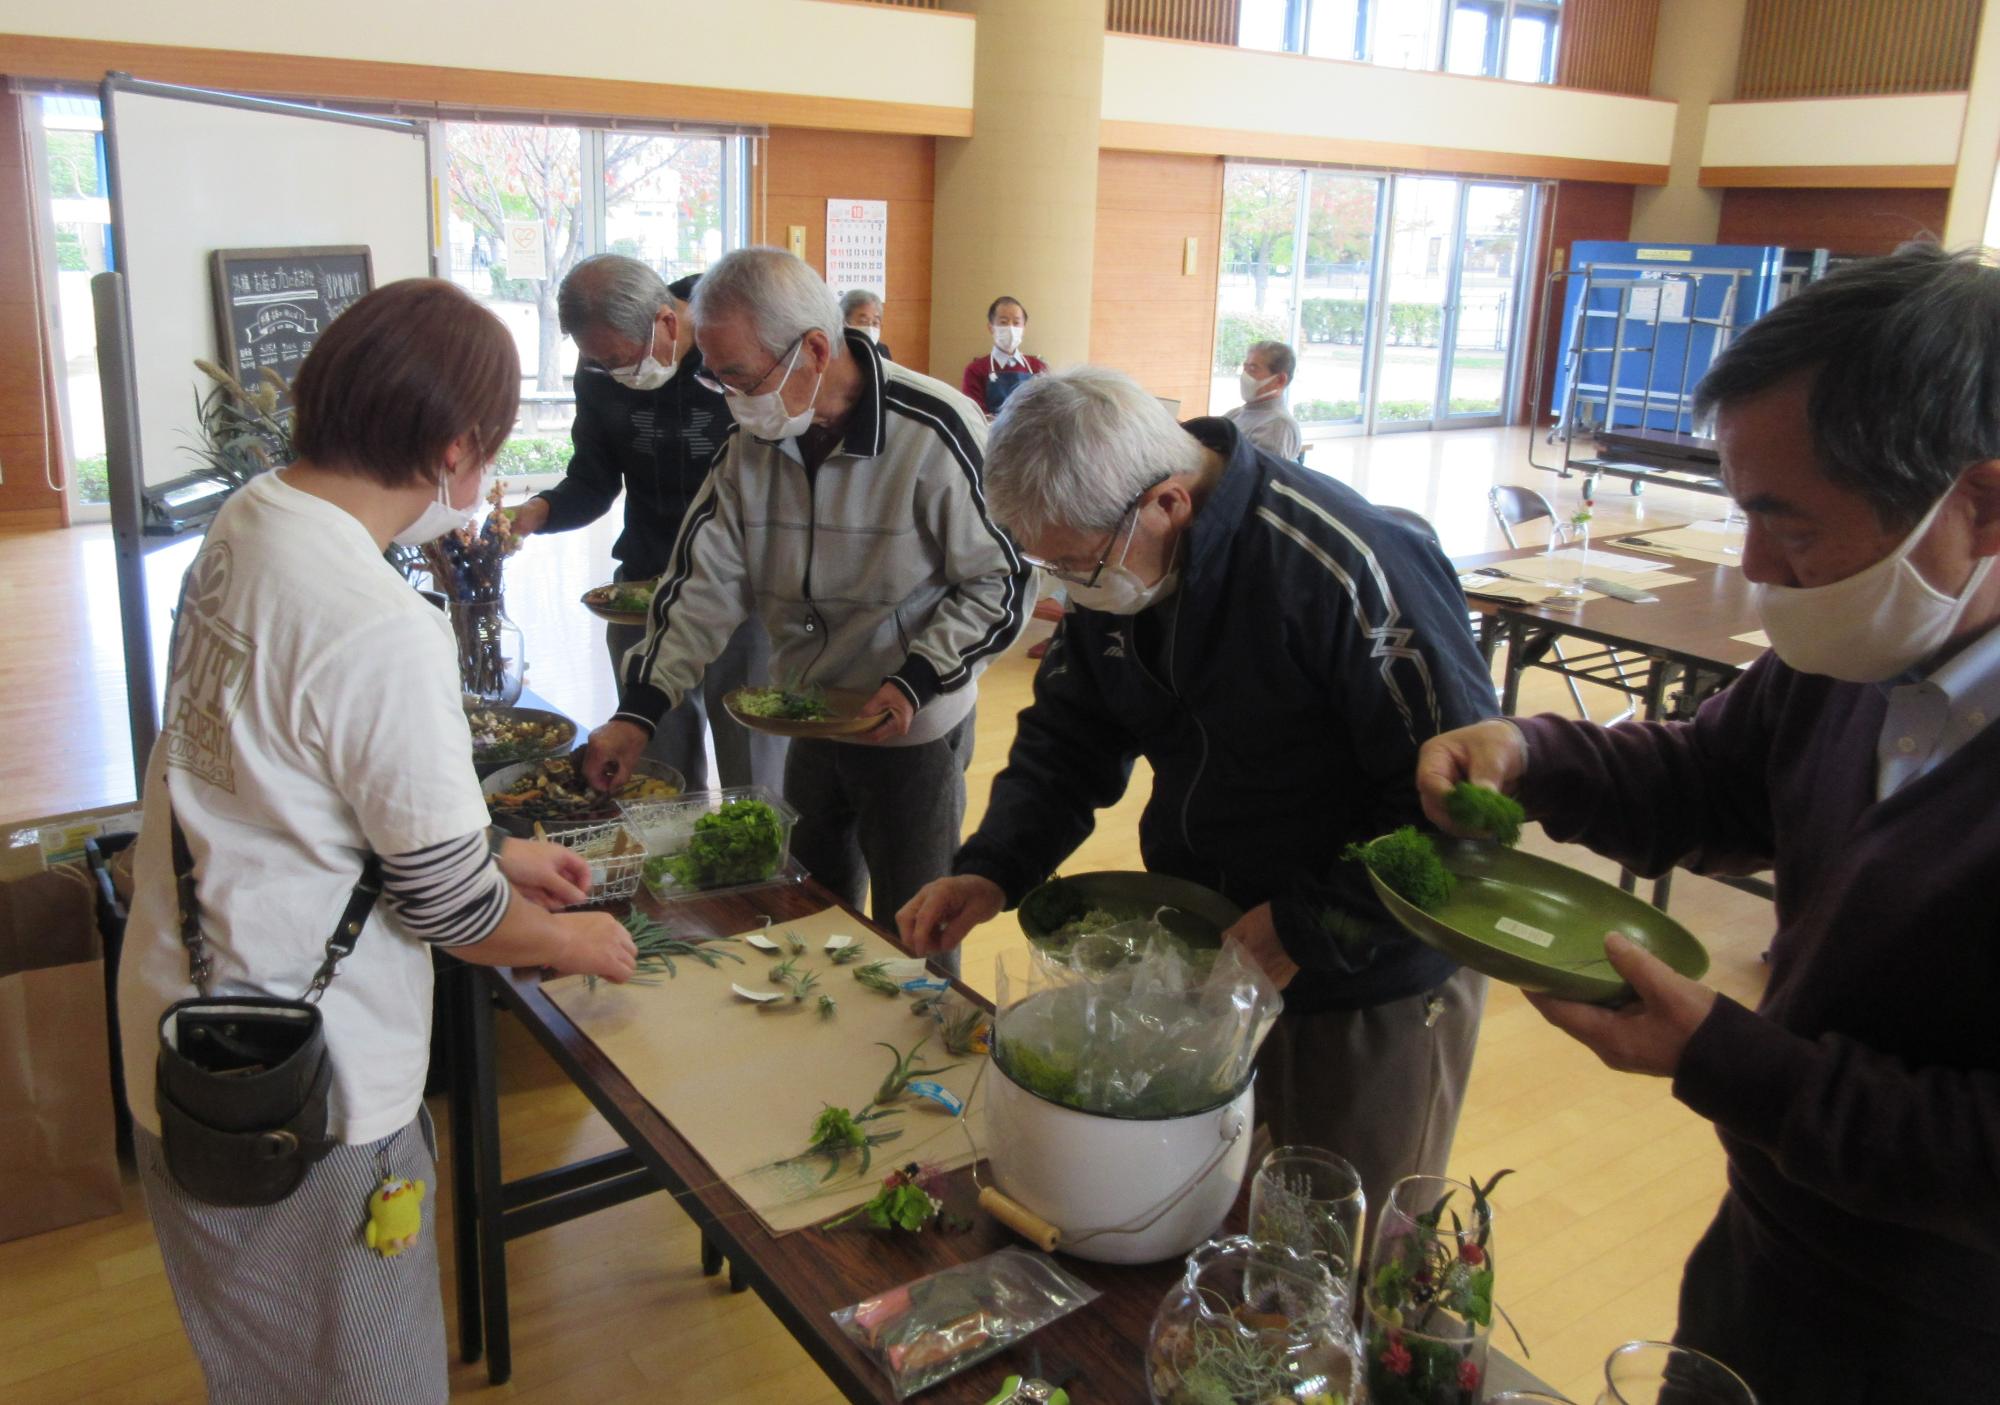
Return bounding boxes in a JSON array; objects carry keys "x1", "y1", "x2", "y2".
[
  {"x1": 608, "y1": 323, "x2": 676, "y2": 392},
  {"x1": 394, "y1": 467, "x2": 487, "y2": 546},
  {"x1": 1752, "y1": 487, "x2": 1997, "y2": 682},
  {"x1": 993, "y1": 324, "x2": 1024, "y2": 356},
  {"x1": 858, "y1": 324, "x2": 879, "y2": 345},
  {"x1": 1065, "y1": 519, "x2": 1180, "y2": 615},
  {"x1": 1239, "y1": 370, "x2": 1276, "y2": 403},
  {"x1": 725, "y1": 338, "x2": 822, "y2": 441}
]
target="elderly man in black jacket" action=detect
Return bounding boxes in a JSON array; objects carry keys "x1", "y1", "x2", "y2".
[
  {"x1": 899, "y1": 366, "x2": 1497, "y2": 1213},
  {"x1": 508, "y1": 255, "x2": 783, "y2": 791}
]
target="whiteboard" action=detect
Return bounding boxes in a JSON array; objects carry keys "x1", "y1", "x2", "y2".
[{"x1": 106, "y1": 85, "x2": 431, "y2": 485}]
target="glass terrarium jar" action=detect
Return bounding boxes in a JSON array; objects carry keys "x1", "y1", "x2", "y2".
[
  {"x1": 450, "y1": 598, "x2": 525, "y2": 708},
  {"x1": 1148, "y1": 1235, "x2": 1362, "y2": 1405}
]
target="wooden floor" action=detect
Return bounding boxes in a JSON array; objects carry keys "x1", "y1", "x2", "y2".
[{"x1": 0, "y1": 429, "x2": 1772, "y2": 1403}]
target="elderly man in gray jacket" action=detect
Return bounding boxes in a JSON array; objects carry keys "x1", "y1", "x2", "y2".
[{"x1": 584, "y1": 247, "x2": 1032, "y2": 922}]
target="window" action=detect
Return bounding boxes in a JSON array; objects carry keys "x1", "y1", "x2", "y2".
[
  {"x1": 29, "y1": 95, "x2": 114, "y2": 512},
  {"x1": 1241, "y1": 0, "x2": 1561, "y2": 82},
  {"x1": 442, "y1": 122, "x2": 750, "y2": 457}
]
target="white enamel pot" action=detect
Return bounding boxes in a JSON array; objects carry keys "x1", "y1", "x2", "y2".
[{"x1": 984, "y1": 1061, "x2": 1254, "y2": 1265}]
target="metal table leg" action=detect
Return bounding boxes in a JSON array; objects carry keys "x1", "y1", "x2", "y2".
[
  {"x1": 443, "y1": 960, "x2": 483, "y2": 1364},
  {"x1": 466, "y1": 970, "x2": 513, "y2": 1384}
]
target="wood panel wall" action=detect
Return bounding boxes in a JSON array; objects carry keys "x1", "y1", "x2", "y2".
[
  {"x1": 759, "y1": 127, "x2": 937, "y2": 375},
  {"x1": 1107, "y1": 0, "x2": 1241, "y2": 44},
  {"x1": 1556, "y1": 0, "x2": 1661, "y2": 96},
  {"x1": 1717, "y1": 186, "x2": 1951, "y2": 254},
  {"x1": 1736, "y1": 0, "x2": 1980, "y2": 99},
  {"x1": 1520, "y1": 179, "x2": 1637, "y2": 423},
  {"x1": 1089, "y1": 149, "x2": 1224, "y2": 417},
  {"x1": 0, "y1": 90, "x2": 65, "y2": 525}
]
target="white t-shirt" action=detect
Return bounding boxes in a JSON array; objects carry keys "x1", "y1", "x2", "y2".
[{"x1": 118, "y1": 472, "x2": 494, "y2": 1145}]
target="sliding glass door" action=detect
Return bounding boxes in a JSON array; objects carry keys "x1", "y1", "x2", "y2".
[
  {"x1": 1369, "y1": 174, "x2": 1534, "y2": 432},
  {"x1": 1216, "y1": 163, "x2": 1536, "y2": 438}
]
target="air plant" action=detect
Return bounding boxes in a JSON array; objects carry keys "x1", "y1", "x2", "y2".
[
  {"x1": 828, "y1": 942, "x2": 864, "y2": 966},
  {"x1": 789, "y1": 1104, "x2": 904, "y2": 1183},
  {"x1": 818, "y1": 993, "x2": 838, "y2": 1020},
  {"x1": 783, "y1": 928, "x2": 806, "y2": 956},
  {"x1": 875, "y1": 1037, "x2": 960, "y2": 1105},
  {"x1": 853, "y1": 960, "x2": 903, "y2": 997},
  {"x1": 585, "y1": 912, "x2": 743, "y2": 988}
]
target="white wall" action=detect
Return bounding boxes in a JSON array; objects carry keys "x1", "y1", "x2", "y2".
[
  {"x1": 1702, "y1": 93, "x2": 1968, "y2": 171},
  {"x1": 1100, "y1": 34, "x2": 1676, "y2": 170},
  {"x1": 0, "y1": 0, "x2": 977, "y2": 111}
]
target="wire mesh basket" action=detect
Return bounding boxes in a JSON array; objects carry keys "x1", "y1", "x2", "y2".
[{"x1": 546, "y1": 819, "x2": 646, "y2": 907}]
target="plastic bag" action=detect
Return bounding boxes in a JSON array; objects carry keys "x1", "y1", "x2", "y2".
[
  {"x1": 831, "y1": 1247, "x2": 1098, "y2": 1398},
  {"x1": 993, "y1": 925, "x2": 1283, "y2": 1119}
]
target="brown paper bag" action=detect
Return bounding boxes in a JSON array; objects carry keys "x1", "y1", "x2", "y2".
[{"x1": 0, "y1": 864, "x2": 123, "y2": 1242}]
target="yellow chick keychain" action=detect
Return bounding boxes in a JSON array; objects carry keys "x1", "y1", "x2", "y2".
[{"x1": 364, "y1": 1161, "x2": 426, "y2": 1258}]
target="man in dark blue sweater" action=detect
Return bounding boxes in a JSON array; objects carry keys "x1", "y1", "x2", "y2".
[
  {"x1": 508, "y1": 257, "x2": 783, "y2": 791},
  {"x1": 899, "y1": 366, "x2": 1499, "y2": 1213},
  {"x1": 1419, "y1": 245, "x2": 2000, "y2": 1401}
]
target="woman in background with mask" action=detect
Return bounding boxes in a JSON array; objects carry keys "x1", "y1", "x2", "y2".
[
  {"x1": 117, "y1": 279, "x2": 637, "y2": 1405},
  {"x1": 840, "y1": 288, "x2": 893, "y2": 362},
  {"x1": 960, "y1": 295, "x2": 1048, "y2": 418}
]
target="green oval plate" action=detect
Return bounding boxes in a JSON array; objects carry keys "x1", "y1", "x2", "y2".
[
  {"x1": 1017, "y1": 871, "x2": 1241, "y2": 952},
  {"x1": 1363, "y1": 839, "x2": 1709, "y2": 1005}
]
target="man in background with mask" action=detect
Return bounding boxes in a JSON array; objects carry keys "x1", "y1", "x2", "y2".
[
  {"x1": 582, "y1": 247, "x2": 1031, "y2": 925},
  {"x1": 897, "y1": 365, "x2": 1497, "y2": 1214},
  {"x1": 507, "y1": 255, "x2": 783, "y2": 792},
  {"x1": 1225, "y1": 339, "x2": 1303, "y2": 460},
  {"x1": 1415, "y1": 244, "x2": 2000, "y2": 1401}
]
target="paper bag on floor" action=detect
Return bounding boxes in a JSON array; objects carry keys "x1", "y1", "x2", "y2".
[{"x1": 0, "y1": 864, "x2": 122, "y2": 1242}]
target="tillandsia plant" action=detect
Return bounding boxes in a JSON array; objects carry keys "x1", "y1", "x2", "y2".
[
  {"x1": 854, "y1": 960, "x2": 904, "y2": 997},
  {"x1": 829, "y1": 942, "x2": 864, "y2": 966},
  {"x1": 184, "y1": 359, "x2": 296, "y2": 489},
  {"x1": 585, "y1": 912, "x2": 743, "y2": 988},
  {"x1": 784, "y1": 1040, "x2": 962, "y2": 1184},
  {"x1": 1364, "y1": 1170, "x2": 1518, "y2": 1405}
]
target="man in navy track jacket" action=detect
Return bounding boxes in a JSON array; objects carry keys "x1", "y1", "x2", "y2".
[{"x1": 899, "y1": 366, "x2": 1498, "y2": 1212}]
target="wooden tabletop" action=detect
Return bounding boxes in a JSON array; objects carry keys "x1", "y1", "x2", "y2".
[
  {"x1": 1457, "y1": 533, "x2": 1766, "y2": 676},
  {"x1": 487, "y1": 877, "x2": 1557, "y2": 1403}
]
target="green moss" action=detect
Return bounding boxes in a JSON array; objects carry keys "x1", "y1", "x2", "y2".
[
  {"x1": 1445, "y1": 782, "x2": 1524, "y2": 847},
  {"x1": 1345, "y1": 827, "x2": 1455, "y2": 912},
  {"x1": 997, "y1": 1039, "x2": 1080, "y2": 1107}
]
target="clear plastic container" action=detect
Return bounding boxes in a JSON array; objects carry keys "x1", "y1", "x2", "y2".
[{"x1": 618, "y1": 785, "x2": 801, "y2": 899}]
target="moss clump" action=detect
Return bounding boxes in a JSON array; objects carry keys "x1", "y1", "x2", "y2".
[
  {"x1": 1345, "y1": 827, "x2": 1455, "y2": 912},
  {"x1": 996, "y1": 1039, "x2": 1080, "y2": 1107},
  {"x1": 1445, "y1": 782, "x2": 1524, "y2": 847}
]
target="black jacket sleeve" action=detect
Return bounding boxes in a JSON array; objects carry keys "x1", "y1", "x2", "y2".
[
  {"x1": 1270, "y1": 532, "x2": 1500, "y2": 973},
  {"x1": 950, "y1": 622, "x2": 1139, "y2": 905},
  {"x1": 534, "y1": 381, "x2": 624, "y2": 534}
]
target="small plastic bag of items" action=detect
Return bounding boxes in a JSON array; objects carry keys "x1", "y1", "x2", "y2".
[
  {"x1": 993, "y1": 921, "x2": 1283, "y2": 1118},
  {"x1": 832, "y1": 1247, "x2": 1098, "y2": 1398}
]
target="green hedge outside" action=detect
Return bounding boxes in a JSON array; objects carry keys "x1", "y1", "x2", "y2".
[
  {"x1": 496, "y1": 437, "x2": 570, "y2": 477},
  {"x1": 1213, "y1": 311, "x2": 1291, "y2": 372},
  {"x1": 75, "y1": 453, "x2": 108, "y2": 504}
]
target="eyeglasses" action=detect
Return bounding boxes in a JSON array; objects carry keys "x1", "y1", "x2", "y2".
[
  {"x1": 693, "y1": 334, "x2": 803, "y2": 398},
  {"x1": 1020, "y1": 477, "x2": 1169, "y2": 588}
]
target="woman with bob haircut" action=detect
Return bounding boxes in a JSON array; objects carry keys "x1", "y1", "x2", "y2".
[{"x1": 117, "y1": 278, "x2": 637, "y2": 1404}]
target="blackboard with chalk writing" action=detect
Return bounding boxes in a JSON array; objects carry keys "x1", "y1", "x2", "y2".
[{"x1": 209, "y1": 245, "x2": 374, "y2": 400}]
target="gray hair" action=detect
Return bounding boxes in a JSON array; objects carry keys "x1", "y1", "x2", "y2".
[
  {"x1": 1694, "y1": 242, "x2": 2000, "y2": 529},
  {"x1": 557, "y1": 254, "x2": 667, "y2": 344},
  {"x1": 1248, "y1": 339, "x2": 1296, "y2": 380},
  {"x1": 690, "y1": 246, "x2": 846, "y2": 361},
  {"x1": 985, "y1": 366, "x2": 1205, "y2": 541},
  {"x1": 840, "y1": 288, "x2": 883, "y2": 319}
]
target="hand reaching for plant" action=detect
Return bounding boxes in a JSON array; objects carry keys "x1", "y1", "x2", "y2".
[{"x1": 897, "y1": 875, "x2": 1004, "y2": 954}]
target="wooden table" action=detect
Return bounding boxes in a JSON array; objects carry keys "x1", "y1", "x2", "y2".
[
  {"x1": 1459, "y1": 532, "x2": 1773, "y2": 906},
  {"x1": 442, "y1": 878, "x2": 1556, "y2": 1401}
]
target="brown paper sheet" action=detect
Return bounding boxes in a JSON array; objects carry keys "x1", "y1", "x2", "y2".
[{"x1": 542, "y1": 906, "x2": 986, "y2": 1235}]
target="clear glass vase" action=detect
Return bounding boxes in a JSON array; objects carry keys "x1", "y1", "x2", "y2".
[
  {"x1": 1147, "y1": 1235, "x2": 1362, "y2": 1404},
  {"x1": 1249, "y1": 1145, "x2": 1367, "y2": 1305},
  {"x1": 450, "y1": 599, "x2": 525, "y2": 709},
  {"x1": 1361, "y1": 1174, "x2": 1500, "y2": 1405}
]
